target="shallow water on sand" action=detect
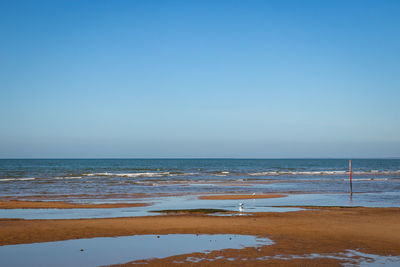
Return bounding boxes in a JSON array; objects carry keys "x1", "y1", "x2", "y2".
[
  {"x1": 1, "y1": 190, "x2": 400, "y2": 219},
  {"x1": 0, "y1": 234, "x2": 273, "y2": 267},
  {"x1": 255, "y1": 250, "x2": 400, "y2": 266},
  {"x1": 0, "y1": 195, "x2": 304, "y2": 219}
]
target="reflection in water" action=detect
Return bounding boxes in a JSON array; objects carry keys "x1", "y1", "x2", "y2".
[{"x1": 0, "y1": 234, "x2": 273, "y2": 267}]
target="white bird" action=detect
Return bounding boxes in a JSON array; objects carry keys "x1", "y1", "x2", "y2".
[{"x1": 239, "y1": 202, "x2": 244, "y2": 212}]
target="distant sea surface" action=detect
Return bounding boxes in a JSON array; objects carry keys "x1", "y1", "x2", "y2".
[{"x1": 1, "y1": 159, "x2": 399, "y2": 198}]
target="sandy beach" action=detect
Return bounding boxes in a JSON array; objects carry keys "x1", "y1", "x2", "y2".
[
  {"x1": 1, "y1": 206, "x2": 399, "y2": 266},
  {"x1": 1, "y1": 159, "x2": 400, "y2": 265}
]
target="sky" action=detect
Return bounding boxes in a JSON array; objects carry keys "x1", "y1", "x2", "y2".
[{"x1": 1, "y1": 0, "x2": 399, "y2": 158}]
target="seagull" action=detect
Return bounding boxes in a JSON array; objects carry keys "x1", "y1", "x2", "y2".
[{"x1": 239, "y1": 202, "x2": 244, "y2": 212}]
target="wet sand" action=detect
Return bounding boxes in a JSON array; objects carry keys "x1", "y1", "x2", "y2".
[
  {"x1": 0, "y1": 200, "x2": 148, "y2": 209},
  {"x1": 1, "y1": 207, "x2": 399, "y2": 266},
  {"x1": 199, "y1": 194, "x2": 286, "y2": 200}
]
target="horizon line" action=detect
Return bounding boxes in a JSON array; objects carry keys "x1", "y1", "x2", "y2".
[{"x1": 1, "y1": 157, "x2": 399, "y2": 160}]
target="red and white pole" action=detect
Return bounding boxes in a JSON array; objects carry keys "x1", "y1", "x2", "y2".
[{"x1": 349, "y1": 160, "x2": 352, "y2": 195}]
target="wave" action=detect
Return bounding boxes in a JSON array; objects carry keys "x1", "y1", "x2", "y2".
[
  {"x1": 248, "y1": 170, "x2": 400, "y2": 176},
  {"x1": 249, "y1": 171, "x2": 346, "y2": 176},
  {"x1": 83, "y1": 172, "x2": 170, "y2": 178},
  {"x1": 344, "y1": 178, "x2": 389, "y2": 181},
  {"x1": 53, "y1": 176, "x2": 83, "y2": 180},
  {"x1": 0, "y1": 177, "x2": 36, "y2": 181},
  {"x1": 82, "y1": 172, "x2": 199, "y2": 178}
]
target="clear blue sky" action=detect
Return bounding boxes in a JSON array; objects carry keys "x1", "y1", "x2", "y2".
[{"x1": 1, "y1": 0, "x2": 399, "y2": 158}]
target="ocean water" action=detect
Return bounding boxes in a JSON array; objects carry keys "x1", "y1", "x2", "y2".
[{"x1": 0, "y1": 159, "x2": 399, "y2": 198}]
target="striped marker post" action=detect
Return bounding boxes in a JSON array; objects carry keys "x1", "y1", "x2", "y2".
[{"x1": 349, "y1": 160, "x2": 353, "y2": 195}]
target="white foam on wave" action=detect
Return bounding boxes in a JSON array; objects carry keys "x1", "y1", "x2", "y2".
[
  {"x1": 249, "y1": 170, "x2": 400, "y2": 176},
  {"x1": 249, "y1": 171, "x2": 342, "y2": 176},
  {"x1": 352, "y1": 170, "x2": 400, "y2": 175},
  {"x1": 83, "y1": 172, "x2": 171, "y2": 178},
  {"x1": 82, "y1": 172, "x2": 112, "y2": 176},
  {"x1": 0, "y1": 177, "x2": 36, "y2": 181},
  {"x1": 82, "y1": 171, "x2": 200, "y2": 178},
  {"x1": 322, "y1": 171, "x2": 347, "y2": 175},
  {"x1": 249, "y1": 172, "x2": 274, "y2": 176},
  {"x1": 344, "y1": 178, "x2": 389, "y2": 181},
  {"x1": 93, "y1": 172, "x2": 113, "y2": 176},
  {"x1": 116, "y1": 172, "x2": 170, "y2": 177},
  {"x1": 54, "y1": 176, "x2": 83, "y2": 180}
]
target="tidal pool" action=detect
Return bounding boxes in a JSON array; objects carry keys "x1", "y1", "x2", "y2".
[{"x1": 0, "y1": 234, "x2": 273, "y2": 267}]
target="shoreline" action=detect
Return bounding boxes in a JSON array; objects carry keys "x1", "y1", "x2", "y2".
[{"x1": 1, "y1": 206, "x2": 399, "y2": 266}]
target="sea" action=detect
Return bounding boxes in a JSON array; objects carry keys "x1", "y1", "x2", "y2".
[{"x1": 1, "y1": 158, "x2": 399, "y2": 197}]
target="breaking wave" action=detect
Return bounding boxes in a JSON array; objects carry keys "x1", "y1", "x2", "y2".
[
  {"x1": 0, "y1": 177, "x2": 36, "y2": 181},
  {"x1": 248, "y1": 170, "x2": 400, "y2": 176},
  {"x1": 82, "y1": 172, "x2": 199, "y2": 178}
]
